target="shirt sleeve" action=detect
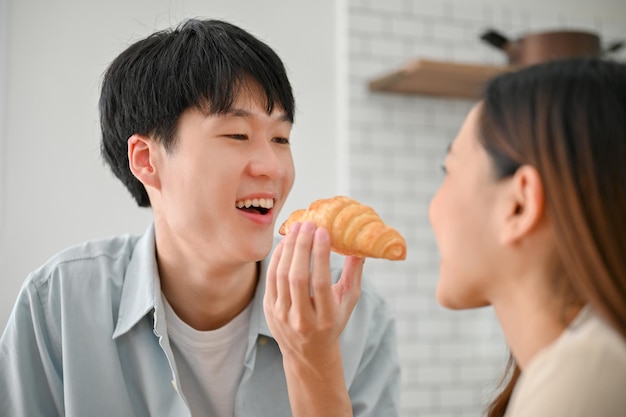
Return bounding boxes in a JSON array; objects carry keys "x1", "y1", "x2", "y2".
[
  {"x1": 345, "y1": 289, "x2": 401, "y2": 417},
  {"x1": 0, "y1": 278, "x2": 64, "y2": 417},
  {"x1": 505, "y1": 341, "x2": 626, "y2": 417}
]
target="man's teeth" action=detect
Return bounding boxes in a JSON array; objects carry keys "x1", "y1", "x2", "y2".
[{"x1": 235, "y1": 198, "x2": 274, "y2": 209}]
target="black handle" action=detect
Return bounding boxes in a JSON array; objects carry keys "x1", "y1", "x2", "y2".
[
  {"x1": 480, "y1": 29, "x2": 510, "y2": 50},
  {"x1": 604, "y1": 41, "x2": 624, "y2": 55}
]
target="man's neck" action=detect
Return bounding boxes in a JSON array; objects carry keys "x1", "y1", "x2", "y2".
[{"x1": 159, "y1": 259, "x2": 259, "y2": 331}]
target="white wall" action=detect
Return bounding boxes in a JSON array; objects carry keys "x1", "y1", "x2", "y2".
[
  {"x1": 0, "y1": 0, "x2": 7, "y2": 316},
  {"x1": 0, "y1": 0, "x2": 339, "y2": 328}
]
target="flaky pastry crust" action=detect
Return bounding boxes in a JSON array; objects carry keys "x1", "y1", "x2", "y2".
[{"x1": 278, "y1": 196, "x2": 406, "y2": 260}]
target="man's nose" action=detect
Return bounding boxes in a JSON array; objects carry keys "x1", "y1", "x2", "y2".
[{"x1": 247, "y1": 139, "x2": 287, "y2": 178}]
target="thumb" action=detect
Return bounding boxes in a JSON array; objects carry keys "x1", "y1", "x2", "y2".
[{"x1": 335, "y1": 256, "x2": 365, "y2": 307}]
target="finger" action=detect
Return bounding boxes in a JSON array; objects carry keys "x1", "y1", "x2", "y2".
[
  {"x1": 337, "y1": 256, "x2": 365, "y2": 311},
  {"x1": 310, "y1": 227, "x2": 333, "y2": 319},
  {"x1": 275, "y1": 221, "x2": 301, "y2": 312},
  {"x1": 288, "y1": 221, "x2": 316, "y2": 320},
  {"x1": 341, "y1": 256, "x2": 365, "y2": 287},
  {"x1": 341, "y1": 256, "x2": 365, "y2": 292},
  {"x1": 263, "y1": 239, "x2": 284, "y2": 308}
]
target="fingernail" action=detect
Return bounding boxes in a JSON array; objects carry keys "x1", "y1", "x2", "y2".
[
  {"x1": 301, "y1": 221, "x2": 316, "y2": 232},
  {"x1": 314, "y1": 227, "x2": 329, "y2": 241}
]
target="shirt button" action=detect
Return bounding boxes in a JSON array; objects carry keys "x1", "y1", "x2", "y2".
[{"x1": 258, "y1": 337, "x2": 268, "y2": 346}]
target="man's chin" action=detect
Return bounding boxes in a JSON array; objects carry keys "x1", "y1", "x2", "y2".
[{"x1": 248, "y1": 233, "x2": 275, "y2": 261}]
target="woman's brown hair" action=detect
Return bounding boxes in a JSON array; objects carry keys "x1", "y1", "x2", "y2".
[{"x1": 478, "y1": 58, "x2": 626, "y2": 417}]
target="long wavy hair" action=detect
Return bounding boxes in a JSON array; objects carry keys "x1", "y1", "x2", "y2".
[{"x1": 477, "y1": 58, "x2": 626, "y2": 416}]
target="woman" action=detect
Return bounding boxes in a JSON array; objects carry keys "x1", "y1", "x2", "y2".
[{"x1": 429, "y1": 57, "x2": 626, "y2": 416}]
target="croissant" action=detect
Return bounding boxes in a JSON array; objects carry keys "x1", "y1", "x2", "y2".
[{"x1": 278, "y1": 196, "x2": 406, "y2": 260}]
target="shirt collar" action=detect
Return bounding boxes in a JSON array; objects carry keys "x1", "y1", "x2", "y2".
[
  {"x1": 112, "y1": 225, "x2": 278, "y2": 341},
  {"x1": 250, "y1": 252, "x2": 272, "y2": 338},
  {"x1": 242, "y1": 242, "x2": 277, "y2": 369},
  {"x1": 112, "y1": 224, "x2": 160, "y2": 339}
]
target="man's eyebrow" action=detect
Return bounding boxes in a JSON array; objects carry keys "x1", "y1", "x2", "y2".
[
  {"x1": 226, "y1": 108, "x2": 291, "y2": 123},
  {"x1": 227, "y1": 108, "x2": 252, "y2": 117},
  {"x1": 446, "y1": 142, "x2": 453, "y2": 154}
]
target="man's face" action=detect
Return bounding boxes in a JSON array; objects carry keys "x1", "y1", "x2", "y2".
[{"x1": 151, "y1": 83, "x2": 295, "y2": 264}]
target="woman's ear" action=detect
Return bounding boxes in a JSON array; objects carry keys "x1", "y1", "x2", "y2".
[
  {"x1": 128, "y1": 134, "x2": 161, "y2": 190},
  {"x1": 500, "y1": 165, "x2": 546, "y2": 245}
]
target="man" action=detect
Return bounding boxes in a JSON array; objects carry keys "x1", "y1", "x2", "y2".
[{"x1": 0, "y1": 18, "x2": 400, "y2": 417}]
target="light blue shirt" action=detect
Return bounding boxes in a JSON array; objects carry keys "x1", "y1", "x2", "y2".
[{"x1": 0, "y1": 224, "x2": 400, "y2": 417}]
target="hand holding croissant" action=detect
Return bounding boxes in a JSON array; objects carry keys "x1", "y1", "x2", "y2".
[{"x1": 279, "y1": 196, "x2": 407, "y2": 260}]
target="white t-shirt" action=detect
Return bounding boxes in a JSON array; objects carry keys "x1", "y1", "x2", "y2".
[
  {"x1": 506, "y1": 306, "x2": 626, "y2": 417},
  {"x1": 162, "y1": 295, "x2": 252, "y2": 417}
]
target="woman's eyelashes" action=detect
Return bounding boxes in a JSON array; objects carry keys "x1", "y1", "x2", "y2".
[{"x1": 438, "y1": 157, "x2": 448, "y2": 175}]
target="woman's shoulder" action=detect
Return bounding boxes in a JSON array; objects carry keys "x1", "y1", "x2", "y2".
[
  {"x1": 506, "y1": 308, "x2": 626, "y2": 417},
  {"x1": 560, "y1": 306, "x2": 626, "y2": 363},
  {"x1": 529, "y1": 306, "x2": 626, "y2": 383}
]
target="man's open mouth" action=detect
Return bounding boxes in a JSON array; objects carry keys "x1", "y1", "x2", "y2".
[{"x1": 236, "y1": 198, "x2": 273, "y2": 215}]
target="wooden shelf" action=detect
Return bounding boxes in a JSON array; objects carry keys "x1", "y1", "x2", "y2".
[{"x1": 368, "y1": 59, "x2": 513, "y2": 99}]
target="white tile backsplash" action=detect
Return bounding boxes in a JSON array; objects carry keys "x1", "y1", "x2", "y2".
[
  {"x1": 407, "y1": 0, "x2": 447, "y2": 19},
  {"x1": 347, "y1": 0, "x2": 626, "y2": 416},
  {"x1": 391, "y1": 15, "x2": 429, "y2": 39},
  {"x1": 351, "y1": 10, "x2": 388, "y2": 35},
  {"x1": 432, "y1": 21, "x2": 470, "y2": 43}
]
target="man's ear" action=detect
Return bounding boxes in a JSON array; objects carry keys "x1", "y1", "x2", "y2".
[
  {"x1": 128, "y1": 134, "x2": 161, "y2": 190},
  {"x1": 500, "y1": 165, "x2": 546, "y2": 245}
]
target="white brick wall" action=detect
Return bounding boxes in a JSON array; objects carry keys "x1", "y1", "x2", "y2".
[{"x1": 347, "y1": 0, "x2": 626, "y2": 416}]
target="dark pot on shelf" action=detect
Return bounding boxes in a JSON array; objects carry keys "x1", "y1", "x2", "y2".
[{"x1": 480, "y1": 28, "x2": 623, "y2": 67}]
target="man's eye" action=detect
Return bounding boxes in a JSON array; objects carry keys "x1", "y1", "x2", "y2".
[
  {"x1": 228, "y1": 134, "x2": 247, "y2": 140},
  {"x1": 273, "y1": 137, "x2": 290, "y2": 145}
]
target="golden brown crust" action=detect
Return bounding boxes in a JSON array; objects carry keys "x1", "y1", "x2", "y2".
[{"x1": 278, "y1": 196, "x2": 407, "y2": 260}]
